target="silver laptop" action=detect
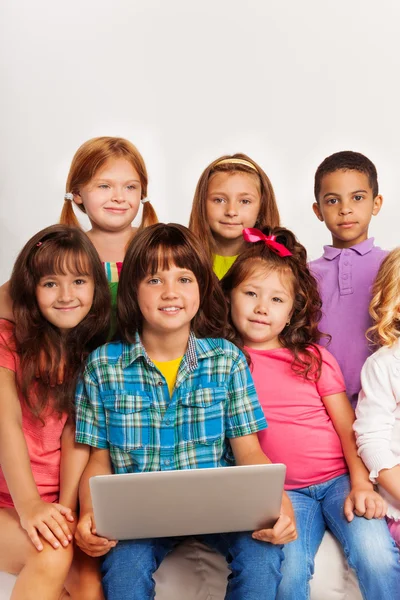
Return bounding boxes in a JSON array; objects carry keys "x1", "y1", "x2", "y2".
[{"x1": 90, "y1": 464, "x2": 286, "y2": 540}]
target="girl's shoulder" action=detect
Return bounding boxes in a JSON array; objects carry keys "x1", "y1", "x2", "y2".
[
  {"x1": 0, "y1": 319, "x2": 16, "y2": 348},
  {"x1": 364, "y1": 340, "x2": 400, "y2": 370}
]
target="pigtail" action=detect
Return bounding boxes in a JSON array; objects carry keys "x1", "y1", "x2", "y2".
[
  {"x1": 138, "y1": 201, "x2": 158, "y2": 231},
  {"x1": 59, "y1": 196, "x2": 82, "y2": 229}
]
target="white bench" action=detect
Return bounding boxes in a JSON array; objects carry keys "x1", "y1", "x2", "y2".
[{"x1": 0, "y1": 531, "x2": 361, "y2": 599}]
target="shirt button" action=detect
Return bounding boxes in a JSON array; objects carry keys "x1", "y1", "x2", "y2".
[
  {"x1": 164, "y1": 459, "x2": 171, "y2": 466},
  {"x1": 344, "y1": 260, "x2": 349, "y2": 266},
  {"x1": 165, "y1": 419, "x2": 171, "y2": 426},
  {"x1": 157, "y1": 381, "x2": 163, "y2": 386},
  {"x1": 342, "y1": 274, "x2": 348, "y2": 280}
]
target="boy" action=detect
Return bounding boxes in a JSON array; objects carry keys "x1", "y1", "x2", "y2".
[{"x1": 310, "y1": 151, "x2": 387, "y2": 408}]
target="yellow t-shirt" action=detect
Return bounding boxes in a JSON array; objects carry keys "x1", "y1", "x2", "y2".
[
  {"x1": 152, "y1": 356, "x2": 183, "y2": 396},
  {"x1": 212, "y1": 254, "x2": 238, "y2": 280}
]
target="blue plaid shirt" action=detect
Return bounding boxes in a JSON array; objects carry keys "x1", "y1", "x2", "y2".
[{"x1": 75, "y1": 333, "x2": 267, "y2": 473}]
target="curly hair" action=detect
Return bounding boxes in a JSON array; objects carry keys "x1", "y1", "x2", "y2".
[
  {"x1": 189, "y1": 153, "x2": 280, "y2": 261},
  {"x1": 221, "y1": 226, "x2": 324, "y2": 380},
  {"x1": 314, "y1": 150, "x2": 379, "y2": 201},
  {"x1": 367, "y1": 248, "x2": 400, "y2": 347},
  {"x1": 117, "y1": 223, "x2": 231, "y2": 342}
]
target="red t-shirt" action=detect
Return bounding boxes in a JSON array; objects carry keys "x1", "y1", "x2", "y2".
[
  {"x1": 0, "y1": 320, "x2": 67, "y2": 507},
  {"x1": 248, "y1": 345, "x2": 348, "y2": 489}
]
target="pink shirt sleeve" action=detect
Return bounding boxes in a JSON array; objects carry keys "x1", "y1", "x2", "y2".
[
  {"x1": 0, "y1": 320, "x2": 17, "y2": 373},
  {"x1": 316, "y1": 346, "x2": 346, "y2": 398}
]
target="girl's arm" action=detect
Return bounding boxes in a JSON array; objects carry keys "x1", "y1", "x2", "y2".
[
  {"x1": 75, "y1": 447, "x2": 116, "y2": 557},
  {"x1": 0, "y1": 367, "x2": 73, "y2": 550},
  {"x1": 58, "y1": 419, "x2": 91, "y2": 511},
  {"x1": 323, "y1": 391, "x2": 387, "y2": 521},
  {"x1": 0, "y1": 282, "x2": 14, "y2": 321},
  {"x1": 355, "y1": 357, "x2": 400, "y2": 502},
  {"x1": 230, "y1": 433, "x2": 297, "y2": 545}
]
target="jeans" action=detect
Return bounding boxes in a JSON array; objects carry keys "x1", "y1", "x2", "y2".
[
  {"x1": 277, "y1": 474, "x2": 400, "y2": 600},
  {"x1": 101, "y1": 531, "x2": 284, "y2": 599}
]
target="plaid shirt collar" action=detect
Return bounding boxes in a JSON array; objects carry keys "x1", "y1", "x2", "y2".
[{"x1": 119, "y1": 331, "x2": 225, "y2": 372}]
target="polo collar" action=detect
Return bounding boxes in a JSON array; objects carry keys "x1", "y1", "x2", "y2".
[{"x1": 322, "y1": 238, "x2": 375, "y2": 261}]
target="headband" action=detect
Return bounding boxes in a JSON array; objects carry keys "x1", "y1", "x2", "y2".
[
  {"x1": 242, "y1": 228, "x2": 293, "y2": 257},
  {"x1": 213, "y1": 158, "x2": 258, "y2": 172},
  {"x1": 64, "y1": 193, "x2": 73, "y2": 201}
]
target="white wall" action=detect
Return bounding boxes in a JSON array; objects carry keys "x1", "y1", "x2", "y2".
[{"x1": 1, "y1": 0, "x2": 400, "y2": 281}]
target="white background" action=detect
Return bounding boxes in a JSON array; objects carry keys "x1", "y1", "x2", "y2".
[{"x1": 1, "y1": 0, "x2": 400, "y2": 281}]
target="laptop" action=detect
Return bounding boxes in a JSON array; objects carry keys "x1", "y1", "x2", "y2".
[{"x1": 90, "y1": 463, "x2": 286, "y2": 540}]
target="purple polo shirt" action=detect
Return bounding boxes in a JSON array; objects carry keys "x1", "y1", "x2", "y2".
[{"x1": 310, "y1": 238, "x2": 388, "y2": 408}]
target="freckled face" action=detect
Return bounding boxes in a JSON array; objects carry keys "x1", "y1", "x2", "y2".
[{"x1": 73, "y1": 158, "x2": 142, "y2": 233}]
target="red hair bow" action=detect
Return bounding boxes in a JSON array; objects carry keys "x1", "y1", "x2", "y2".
[{"x1": 242, "y1": 228, "x2": 293, "y2": 257}]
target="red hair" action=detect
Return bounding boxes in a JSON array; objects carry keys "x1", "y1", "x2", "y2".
[{"x1": 60, "y1": 136, "x2": 158, "y2": 231}]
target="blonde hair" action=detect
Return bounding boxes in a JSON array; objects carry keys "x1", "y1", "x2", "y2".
[
  {"x1": 60, "y1": 136, "x2": 157, "y2": 231},
  {"x1": 188, "y1": 153, "x2": 280, "y2": 261},
  {"x1": 368, "y1": 248, "x2": 400, "y2": 347}
]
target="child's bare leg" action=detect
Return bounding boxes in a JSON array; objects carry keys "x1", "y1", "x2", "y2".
[
  {"x1": 65, "y1": 546, "x2": 104, "y2": 600},
  {"x1": 0, "y1": 507, "x2": 73, "y2": 600}
]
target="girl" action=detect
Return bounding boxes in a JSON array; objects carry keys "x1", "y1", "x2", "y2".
[
  {"x1": 0, "y1": 136, "x2": 158, "y2": 326},
  {"x1": 0, "y1": 225, "x2": 110, "y2": 600},
  {"x1": 355, "y1": 248, "x2": 400, "y2": 547},
  {"x1": 188, "y1": 153, "x2": 280, "y2": 279},
  {"x1": 73, "y1": 223, "x2": 296, "y2": 600},
  {"x1": 221, "y1": 227, "x2": 400, "y2": 600}
]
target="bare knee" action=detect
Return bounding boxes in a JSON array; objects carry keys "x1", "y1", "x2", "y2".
[
  {"x1": 27, "y1": 543, "x2": 73, "y2": 582},
  {"x1": 66, "y1": 550, "x2": 104, "y2": 600}
]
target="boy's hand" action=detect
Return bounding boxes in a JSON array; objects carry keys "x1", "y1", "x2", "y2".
[
  {"x1": 19, "y1": 500, "x2": 74, "y2": 552},
  {"x1": 75, "y1": 511, "x2": 117, "y2": 557},
  {"x1": 252, "y1": 492, "x2": 297, "y2": 545},
  {"x1": 344, "y1": 485, "x2": 387, "y2": 522}
]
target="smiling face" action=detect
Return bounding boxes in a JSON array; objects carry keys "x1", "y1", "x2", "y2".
[
  {"x1": 206, "y1": 172, "x2": 261, "y2": 255},
  {"x1": 230, "y1": 263, "x2": 294, "y2": 350},
  {"x1": 36, "y1": 270, "x2": 94, "y2": 331},
  {"x1": 137, "y1": 263, "x2": 200, "y2": 338},
  {"x1": 73, "y1": 158, "x2": 142, "y2": 233},
  {"x1": 313, "y1": 169, "x2": 383, "y2": 248}
]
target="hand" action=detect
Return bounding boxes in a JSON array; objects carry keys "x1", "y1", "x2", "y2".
[
  {"x1": 344, "y1": 485, "x2": 388, "y2": 521},
  {"x1": 75, "y1": 511, "x2": 117, "y2": 557},
  {"x1": 19, "y1": 499, "x2": 74, "y2": 551},
  {"x1": 252, "y1": 492, "x2": 297, "y2": 545}
]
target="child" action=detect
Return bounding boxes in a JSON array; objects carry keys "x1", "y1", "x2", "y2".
[
  {"x1": 309, "y1": 151, "x2": 387, "y2": 407},
  {"x1": 0, "y1": 136, "x2": 158, "y2": 326},
  {"x1": 355, "y1": 248, "x2": 400, "y2": 547},
  {"x1": 0, "y1": 225, "x2": 110, "y2": 600},
  {"x1": 189, "y1": 153, "x2": 280, "y2": 279},
  {"x1": 222, "y1": 227, "x2": 400, "y2": 600},
  {"x1": 74, "y1": 223, "x2": 296, "y2": 600}
]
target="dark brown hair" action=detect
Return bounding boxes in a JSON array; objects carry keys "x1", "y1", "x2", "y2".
[
  {"x1": 189, "y1": 153, "x2": 280, "y2": 260},
  {"x1": 117, "y1": 223, "x2": 229, "y2": 342},
  {"x1": 60, "y1": 136, "x2": 158, "y2": 231},
  {"x1": 314, "y1": 150, "x2": 379, "y2": 201},
  {"x1": 221, "y1": 226, "x2": 324, "y2": 380},
  {"x1": 8, "y1": 225, "x2": 110, "y2": 417}
]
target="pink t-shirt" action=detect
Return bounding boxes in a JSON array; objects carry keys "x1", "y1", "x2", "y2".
[
  {"x1": 0, "y1": 320, "x2": 68, "y2": 507},
  {"x1": 248, "y1": 345, "x2": 348, "y2": 489}
]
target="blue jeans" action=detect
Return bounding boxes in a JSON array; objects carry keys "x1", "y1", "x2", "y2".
[
  {"x1": 101, "y1": 532, "x2": 284, "y2": 599},
  {"x1": 277, "y1": 474, "x2": 400, "y2": 600}
]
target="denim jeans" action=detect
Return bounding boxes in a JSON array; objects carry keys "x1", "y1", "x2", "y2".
[
  {"x1": 277, "y1": 474, "x2": 400, "y2": 600},
  {"x1": 101, "y1": 531, "x2": 284, "y2": 599}
]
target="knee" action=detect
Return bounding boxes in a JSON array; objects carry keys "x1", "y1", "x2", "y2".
[
  {"x1": 30, "y1": 543, "x2": 73, "y2": 580},
  {"x1": 344, "y1": 520, "x2": 400, "y2": 574}
]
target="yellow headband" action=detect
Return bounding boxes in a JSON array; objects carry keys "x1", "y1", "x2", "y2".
[{"x1": 213, "y1": 158, "x2": 258, "y2": 173}]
